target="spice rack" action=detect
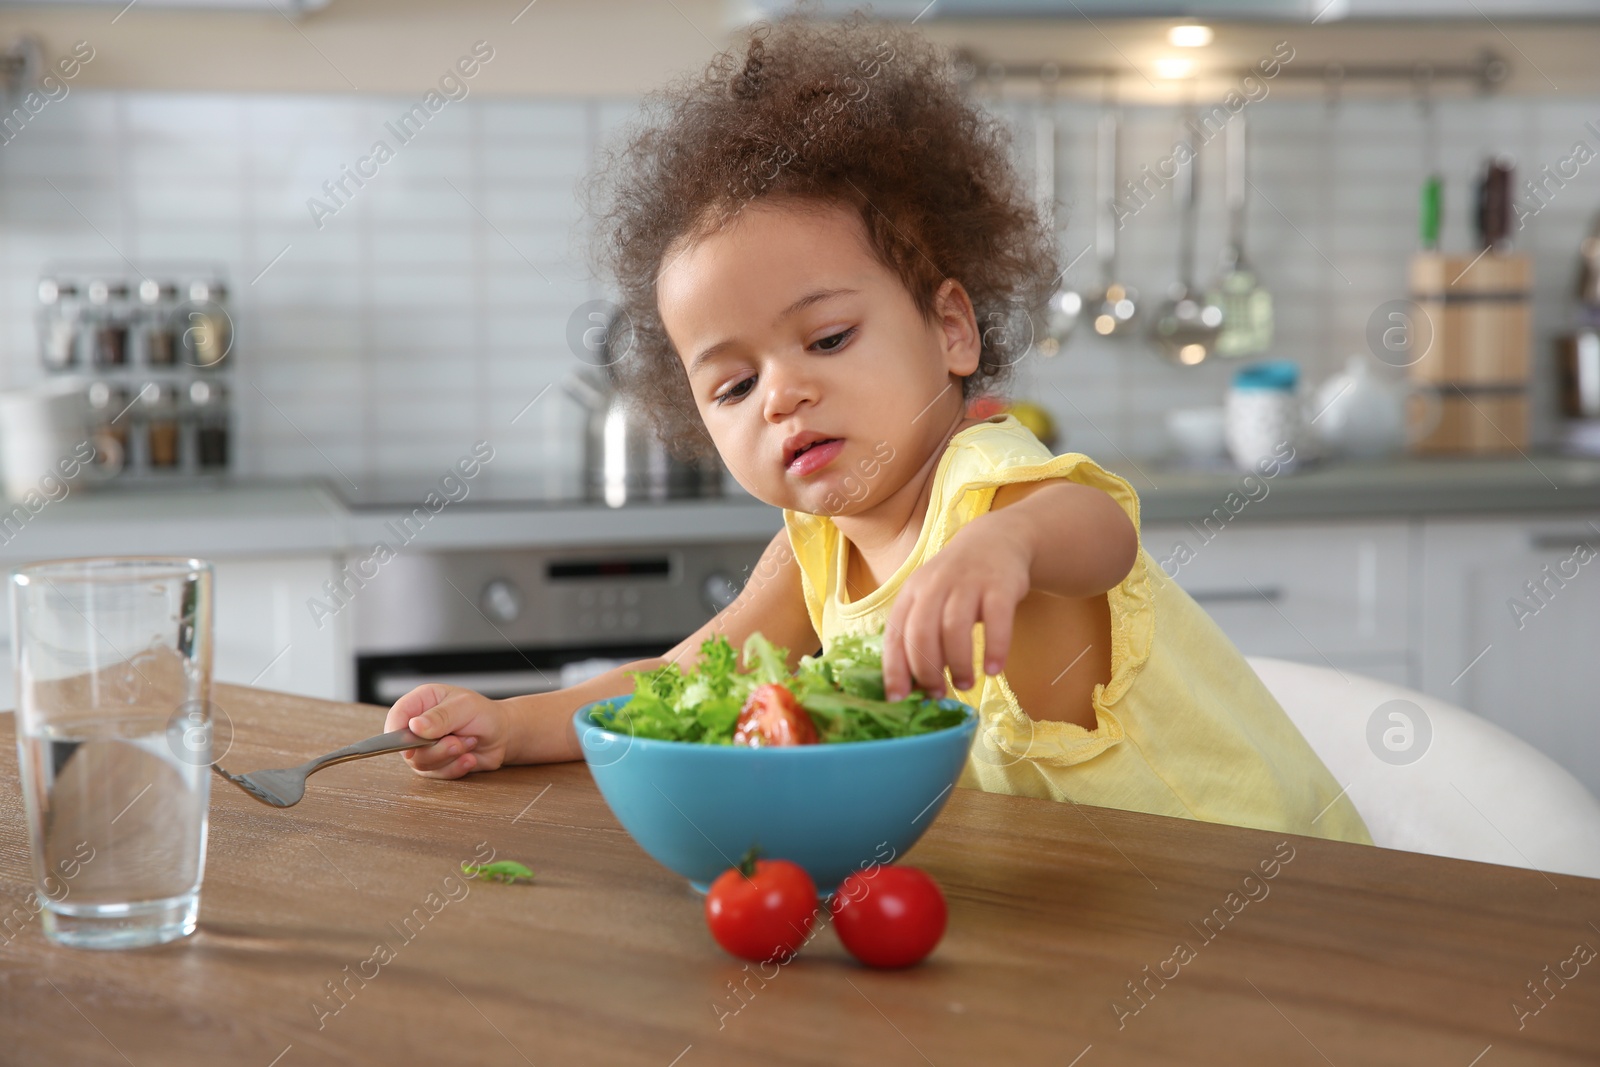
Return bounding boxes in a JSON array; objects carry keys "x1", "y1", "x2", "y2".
[{"x1": 35, "y1": 263, "x2": 234, "y2": 482}]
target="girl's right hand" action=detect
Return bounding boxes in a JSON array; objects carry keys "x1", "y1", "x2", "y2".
[{"x1": 384, "y1": 684, "x2": 512, "y2": 779}]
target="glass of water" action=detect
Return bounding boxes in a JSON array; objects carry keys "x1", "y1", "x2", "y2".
[{"x1": 11, "y1": 557, "x2": 213, "y2": 949}]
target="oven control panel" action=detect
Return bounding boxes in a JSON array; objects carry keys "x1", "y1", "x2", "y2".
[{"x1": 348, "y1": 540, "x2": 770, "y2": 655}]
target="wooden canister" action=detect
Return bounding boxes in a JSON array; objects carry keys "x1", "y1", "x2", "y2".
[{"x1": 1407, "y1": 252, "x2": 1531, "y2": 453}]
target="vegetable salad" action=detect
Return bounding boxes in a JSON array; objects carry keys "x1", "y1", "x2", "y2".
[{"x1": 587, "y1": 633, "x2": 967, "y2": 745}]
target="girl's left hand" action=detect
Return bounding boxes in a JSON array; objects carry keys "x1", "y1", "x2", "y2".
[{"x1": 881, "y1": 514, "x2": 1031, "y2": 701}]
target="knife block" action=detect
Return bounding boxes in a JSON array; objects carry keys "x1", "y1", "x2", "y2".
[{"x1": 1407, "y1": 252, "x2": 1531, "y2": 454}]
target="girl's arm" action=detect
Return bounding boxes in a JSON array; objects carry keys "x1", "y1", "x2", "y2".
[
  {"x1": 384, "y1": 528, "x2": 818, "y2": 777},
  {"x1": 881, "y1": 480, "x2": 1137, "y2": 702},
  {"x1": 984, "y1": 480, "x2": 1139, "y2": 598}
]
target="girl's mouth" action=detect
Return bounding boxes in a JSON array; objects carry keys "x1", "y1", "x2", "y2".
[{"x1": 785, "y1": 438, "x2": 844, "y2": 477}]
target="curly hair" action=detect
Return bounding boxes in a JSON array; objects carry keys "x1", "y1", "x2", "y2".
[{"x1": 588, "y1": 14, "x2": 1058, "y2": 461}]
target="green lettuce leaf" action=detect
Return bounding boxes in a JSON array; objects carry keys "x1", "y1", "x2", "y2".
[{"x1": 586, "y1": 631, "x2": 965, "y2": 745}]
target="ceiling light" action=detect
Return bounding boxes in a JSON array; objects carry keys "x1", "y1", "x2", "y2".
[
  {"x1": 1168, "y1": 25, "x2": 1214, "y2": 48},
  {"x1": 1154, "y1": 57, "x2": 1194, "y2": 80}
]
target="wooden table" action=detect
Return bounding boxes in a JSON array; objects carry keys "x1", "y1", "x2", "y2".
[{"x1": 1, "y1": 685, "x2": 1598, "y2": 1066}]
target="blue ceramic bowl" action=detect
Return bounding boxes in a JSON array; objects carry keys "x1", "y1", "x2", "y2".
[{"x1": 573, "y1": 697, "x2": 978, "y2": 894}]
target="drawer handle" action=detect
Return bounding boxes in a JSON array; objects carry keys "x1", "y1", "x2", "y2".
[
  {"x1": 1528, "y1": 533, "x2": 1600, "y2": 551},
  {"x1": 1188, "y1": 585, "x2": 1283, "y2": 604}
]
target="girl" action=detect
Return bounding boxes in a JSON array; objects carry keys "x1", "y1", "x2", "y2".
[{"x1": 384, "y1": 17, "x2": 1371, "y2": 845}]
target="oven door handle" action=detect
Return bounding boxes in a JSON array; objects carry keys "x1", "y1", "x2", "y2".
[{"x1": 372, "y1": 669, "x2": 563, "y2": 705}]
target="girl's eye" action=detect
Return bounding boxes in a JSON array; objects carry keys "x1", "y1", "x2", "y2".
[
  {"x1": 714, "y1": 376, "x2": 755, "y2": 406},
  {"x1": 811, "y1": 327, "x2": 856, "y2": 352},
  {"x1": 708, "y1": 329, "x2": 852, "y2": 406}
]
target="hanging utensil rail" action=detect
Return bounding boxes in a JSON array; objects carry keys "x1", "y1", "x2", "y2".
[{"x1": 953, "y1": 50, "x2": 1508, "y2": 95}]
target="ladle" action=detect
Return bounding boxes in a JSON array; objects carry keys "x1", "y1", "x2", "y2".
[
  {"x1": 1037, "y1": 75, "x2": 1081, "y2": 354},
  {"x1": 1086, "y1": 101, "x2": 1139, "y2": 339},
  {"x1": 1147, "y1": 114, "x2": 1223, "y2": 366}
]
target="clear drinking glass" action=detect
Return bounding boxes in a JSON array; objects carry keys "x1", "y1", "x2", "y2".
[{"x1": 11, "y1": 557, "x2": 213, "y2": 949}]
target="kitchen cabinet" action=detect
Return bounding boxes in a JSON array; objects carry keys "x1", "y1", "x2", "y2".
[
  {"x1": 212, "y1": 554, "x2": 351, "y2": 703},
  {"x1": 1419, "y1": 514, "x2": 1600, "y2": 795},
  {"x1": 1142, "y1": 519, "x2": 1416, "y2": 686},
  {"x1": 1145, "y1": 512, "x2": 1600, "y2": 795}
]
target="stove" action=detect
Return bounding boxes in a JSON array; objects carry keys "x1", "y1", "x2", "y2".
[{"x1": 337, "y1": 472, "x2": 769, "y2": 707}]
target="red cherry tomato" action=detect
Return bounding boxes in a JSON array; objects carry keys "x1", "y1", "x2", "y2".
[
  {"x1": 829, "y1": 865, "x2": 947, "y2": 969},
  {"x1": 733, "y1": 683, "x2": 819, "y2": 747},
  {"x1": 705, "y1": 849, "x2": 819, "y2": 963}
]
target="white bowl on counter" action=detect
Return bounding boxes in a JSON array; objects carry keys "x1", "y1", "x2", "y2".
[{"x1": 1165, "y1": 406, "x2": 1228, "y2": 464}]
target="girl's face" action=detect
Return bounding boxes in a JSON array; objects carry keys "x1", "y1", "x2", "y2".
[{"x1": 657, "y1": 199, "x2": 980, "y2": 516}]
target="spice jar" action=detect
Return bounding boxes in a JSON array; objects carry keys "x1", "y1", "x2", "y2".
[
  {"x1": 188, "y1": 380, "x2": 229, "y2": 471},
  {"x1": 88, "y1": 279, "x2": 131, "y2": 367},
  {"x1": 140, "y1": 382, "x2": 181, "y2": 469},
  {"x1": 182, "y1": 280, "x2": 231, "y2": 369},
  {"x1": 140, "y1": 278, "x2": 179, "y2": 367},
  {"x1": 37, "y1": 279, "x2": 82, "y2": 370},
  {"x1": 87, "y1": 380, "x2": 130, "y2": 468}
]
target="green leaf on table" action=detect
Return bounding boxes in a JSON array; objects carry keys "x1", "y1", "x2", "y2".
[{"x1": 462, "y1": 860, "x2": 536, "y2": 884}]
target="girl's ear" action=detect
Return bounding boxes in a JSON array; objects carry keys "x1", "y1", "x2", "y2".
[{"x1": 931, "y1": 279, "x2": 981, "y2": 378}]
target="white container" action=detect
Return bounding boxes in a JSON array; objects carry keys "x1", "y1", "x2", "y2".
[
  {"x1": 1225, "y1": 360, "x2": 1303, "y2": 473},
  {"x1": 0, "y1": 378, "x2": 121, "y2": 501}
]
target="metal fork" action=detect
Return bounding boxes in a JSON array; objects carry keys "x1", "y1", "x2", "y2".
[{"x1": 213, "y1": 729, "x2": 438, "y2": 808}]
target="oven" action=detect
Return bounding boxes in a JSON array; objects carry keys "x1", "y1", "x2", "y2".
[{"x1": 349, "y1": 540, "x2": 768, "y2": 706}]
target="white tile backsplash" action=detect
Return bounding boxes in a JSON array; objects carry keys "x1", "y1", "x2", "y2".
[{"x1": 0, "y1": 90, "x2": 1596, "y2": 484}]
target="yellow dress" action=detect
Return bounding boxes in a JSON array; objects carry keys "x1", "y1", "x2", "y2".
[{"x1": 782, "y1": 415, "x2": 1373, "y2": 845}]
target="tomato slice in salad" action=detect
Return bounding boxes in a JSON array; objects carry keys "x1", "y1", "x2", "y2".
[{"x1": 732, "y1": 683, "x2": 819, "y2": 747}]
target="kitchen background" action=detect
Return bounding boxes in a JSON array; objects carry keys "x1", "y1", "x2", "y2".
[
  {"x1": 1, "y1": 1, "x2": 1599, "y2": 798},
  {"x1": 4, "y1": 90, "x2": 1599, "y2": 479}
]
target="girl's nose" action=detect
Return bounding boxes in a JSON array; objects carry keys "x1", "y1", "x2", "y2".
[{"x1": 760, "y1": 358, "x2": 820, "y2": 421}]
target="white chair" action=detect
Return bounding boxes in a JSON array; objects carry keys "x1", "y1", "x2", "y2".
[{"x1": 1246, "y1": 655, "x2": 1600, "y2": 880}]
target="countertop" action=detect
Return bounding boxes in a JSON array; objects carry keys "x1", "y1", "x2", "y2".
[
  {"x1": 0, "y1": 480, "x2": 789, "y2": 564},
  {"x1": 2, "y1": 451, "x2": 1598, "y2": 564},
  {"x1": 1110, "y1": 452, "x2": 1600, "y2": 525},
  {"x1": 1, "y1": 684, "x2": 1595, "y2": 1065}
]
